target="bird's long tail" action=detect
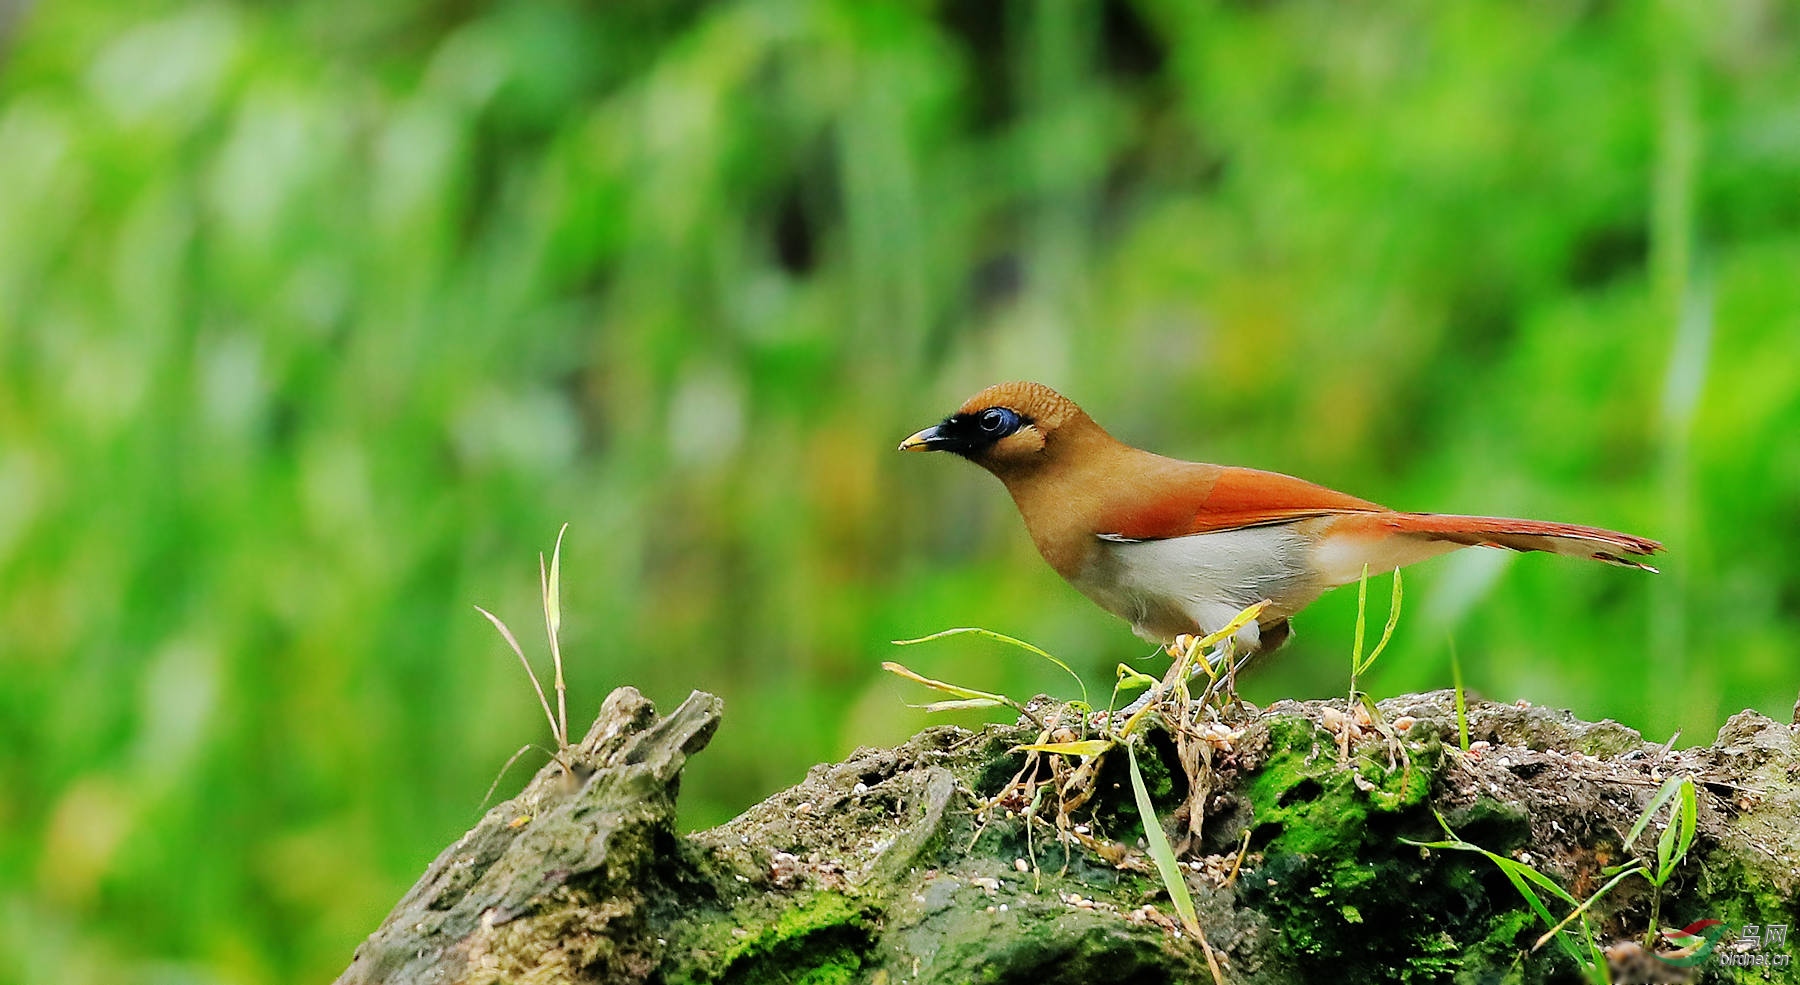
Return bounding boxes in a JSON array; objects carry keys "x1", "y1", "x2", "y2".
[
  {"x1": 1314, "y1": 511, "x2": 1663, "y2": 585},
  {"x1": 1379, "y1": 513, "x2": 1663, "y2": 571}
]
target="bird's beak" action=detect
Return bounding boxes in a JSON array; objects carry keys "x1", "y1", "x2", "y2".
[{"x1": 898, "y1": 424, "x2": 950, "y2": 452}]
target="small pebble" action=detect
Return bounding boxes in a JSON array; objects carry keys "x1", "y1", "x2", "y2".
[{"x1": 1014, "y1": 858, "x2": 1030, "y2": 873}]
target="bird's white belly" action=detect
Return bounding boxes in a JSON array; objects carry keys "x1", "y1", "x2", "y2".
[{"x1": 1068, "y1": 525, "x2": 1319, "y2": 644}]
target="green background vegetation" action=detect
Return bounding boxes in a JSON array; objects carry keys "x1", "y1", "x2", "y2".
[{"x1": 0, "y1": 1, "x2": 1795, "y2": 982}]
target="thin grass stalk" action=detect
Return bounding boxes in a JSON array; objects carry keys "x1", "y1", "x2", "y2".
[{"x1": 475, "y1": 605, "x2": 559, "y2": 745}]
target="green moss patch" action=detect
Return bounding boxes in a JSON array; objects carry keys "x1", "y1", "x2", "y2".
[
  {"x1": 667, "y1": 892, "x2": 876, "y2": 985},
  {"x1": 1236, "y1": 715, "x2": 1556, "y2": 982}
]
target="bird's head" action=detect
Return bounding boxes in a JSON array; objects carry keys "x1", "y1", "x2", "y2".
[{"x1": 899, "y1": 381, "x2": 1093, "y2": 476}]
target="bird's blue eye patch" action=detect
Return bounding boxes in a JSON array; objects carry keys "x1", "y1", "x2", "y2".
[
  {"x1": 977, "y1": 407, "x2": 1021, "y2": 436},
  {"x1": 915, "y1": 406, "x2": 1031, "y2": 456}
]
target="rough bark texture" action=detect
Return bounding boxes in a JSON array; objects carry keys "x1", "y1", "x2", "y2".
[{"x1": 339, "y1": 687, "x2": 1799, "y2": 985}]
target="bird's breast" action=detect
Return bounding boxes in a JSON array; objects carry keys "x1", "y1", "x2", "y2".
[{"x1": 1065, "y1": 523, "x2": 1324, "y2": 642}]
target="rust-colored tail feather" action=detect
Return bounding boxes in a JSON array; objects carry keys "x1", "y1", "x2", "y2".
[{"x1": 1383, "y1": 513, "x2": 1663, "y2": 572}]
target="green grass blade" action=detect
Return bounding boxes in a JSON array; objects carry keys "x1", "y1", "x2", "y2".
[
  {"x1": 1127, "y1": 741, "x2": 1202, "y2": 939},
  {"x1": 545, "y1": 522, "x2": 568, "y2": 637},
  {"x1": 1500, "y1": 856, "x2": 1581, "y2": 908},
  {"x1": 1450, "y1": 637, "x2": 1469, "y2": 752},
  {"x1": 893, "y1": 627, "x2": 1087, "y2": 707},
  {"x1": 543, "y1": 521, "x2": 570, "y2": 747},
  {"x1": 911, "y1": 698, "x2": 1007, "y2": 713},
  {"x1": 1193, "y1": 600, "x2": 1269, "y2": 651},
  {"x1": 882, "y1": 661, "x2": 1010, "y2": 704},
  {"x1": 474, "y1": 604, "x2": 559, "y2": 743},
  {"x1": 1531, "y1": 863, "x2": 1645, "y2": 952},
  {"x1": 1490, "y1": 860, "x2": 1562, "y2": 933},
  {"x1": 1014, "y1": 739, "x2": 1114, "y2": 757},
  {"x1": 1626, "y1": 775, "x2": 1684, "y2": 851},
  {"x1": 1406, "y1": 828, "x2": 1584, "y2": 960},
  {"x1": 1673, "y1": 778, "x2": 1698, "y2": 868},
  {"x1": 1355, "y1": 569, "x2": 1403, "y2": 677},
  {"x1": 1400, "y1": 837, "x2": 1477, "y2": 852},
  {"x1": 1486, "y1": 857, "x2": 1590, "y2": 966},
  {"x1": 1655, "y1": 777, "x2": 1697, "y2": 880},
  {"x1": 1115, "y1": 663, "x2": 1159, "y2": 692}
]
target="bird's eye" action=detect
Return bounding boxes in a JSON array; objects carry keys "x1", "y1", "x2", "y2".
[{"x1": 979, "y1": 408, "x2": 1016, "y2": 434}]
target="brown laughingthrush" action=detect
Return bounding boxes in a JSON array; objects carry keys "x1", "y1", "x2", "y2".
[{"x1": 901, "y1": 381, "x2": 1661, "y2": 653}]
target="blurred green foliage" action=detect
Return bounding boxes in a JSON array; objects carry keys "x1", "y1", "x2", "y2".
[{"x1": 0, "y1": 0, "x2": 1796, "y2": 982}]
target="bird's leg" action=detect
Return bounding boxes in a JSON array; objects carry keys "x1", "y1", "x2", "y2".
[
  {"x1": 1196, "y1": 647, "x2": 1258, "y2": 713},
  {"x1": 1117, "y1": 638, "x2": 1235, "y2": 719},
  {"x1": 1201, "y1": 640, "x2": 1255, "y2": 717},
  {"x1": 1116, "y1": 685, "x2": 1158, "y2": 719}
]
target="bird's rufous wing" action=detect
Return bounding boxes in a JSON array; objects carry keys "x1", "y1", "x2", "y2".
[{"x1": 1099, "y1": 465, "x2": 1387, "y2": 541}]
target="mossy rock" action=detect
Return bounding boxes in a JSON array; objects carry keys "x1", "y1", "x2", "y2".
[{"x1": 338, "y1": 688, "x2": 1800, "y2": 985}]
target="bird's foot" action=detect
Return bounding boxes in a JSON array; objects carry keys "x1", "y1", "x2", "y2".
[
  {"x1": 1117, "y1": 638, "x2": 1239, "y2": 719},
  {"x1": 1117, "y1": 685, "x2": 1158, "y2": 719}
]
